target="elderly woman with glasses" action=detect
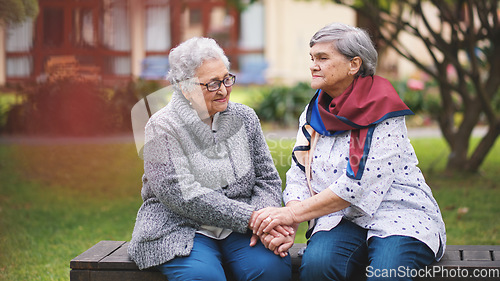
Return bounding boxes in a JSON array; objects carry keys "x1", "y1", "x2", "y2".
[
  {"x1": 250, "y1": 23, "x2": 446, "y2": 281},
  {"x1": 128, "y1": 37, "x2": 292, "y2": 281}
]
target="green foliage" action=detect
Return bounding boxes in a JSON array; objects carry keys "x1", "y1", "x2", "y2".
[
  {"x1": 254, "y1": 82, "x2": 313, "y2": 127},
  {"x1": 392, "y1": 80, "x2": 425, "y2": 113},
  {"x1": 422, "y1": 93, "x2": 442, "y2": 118},
  {"x1": 0, "y1": 0, "x2": 38, "y2": 24},
  {"x1": 1, "y1": 79, "x2": 143, "y2": 136},
  {"x1": 0, "y1": 92, "x2": 18, "y2": 129},
  {"x1": 392, "y1": 79, "x2": 443, "y2": 118},
  {"x1": 349, "y1": 0, "x2": 392, "y2": 11},
  {"x1": 131, "y1": 79, "x2": 165, "y2": 100}
]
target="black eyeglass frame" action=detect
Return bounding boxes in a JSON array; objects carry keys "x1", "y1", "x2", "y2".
[{"x1": 198, "y1": 74, "x2": 236, "y2": 92}]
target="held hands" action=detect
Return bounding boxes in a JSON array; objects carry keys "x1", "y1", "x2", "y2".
[{"x1": 248, "y1": 207, "x2": 299, "y2": 257}]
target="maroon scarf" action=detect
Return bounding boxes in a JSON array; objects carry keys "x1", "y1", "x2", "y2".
[{"x1": 300, "y1": 75, "x2": 413, "y2": 179}]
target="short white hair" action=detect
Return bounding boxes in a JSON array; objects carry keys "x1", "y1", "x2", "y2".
[
  {"x1": 167, "y1": 37, "x2": 230, "y2": 85},
  {"x1": 310, "y1": 22, "x2": 378, "y2": 77}
]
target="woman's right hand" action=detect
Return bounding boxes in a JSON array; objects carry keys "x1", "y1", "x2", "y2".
[{"x1": 260, "y1": 226, "x2": 296, "y2": 257}]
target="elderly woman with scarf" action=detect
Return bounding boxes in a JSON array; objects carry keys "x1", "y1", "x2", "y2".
[
  {"x1": 128, "y1": 37, "x2": 292, "y2": 281},
  {"x1": 250, "y1": 23, "x2": 446, "y2": 281}
]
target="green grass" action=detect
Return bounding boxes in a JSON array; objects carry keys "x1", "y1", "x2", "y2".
[
  {"x1": 0, "y1": 143, "x2": 144, "y2": 280},
  {"x1": 0, "y1": 93, "x2": 21, "y2": 128},
  {"x1": 0, "y1": 136, "x2": 499, "y2": 280},
  {"x1": 410, "y1": 138, "x2": 500, "y2": 245}
]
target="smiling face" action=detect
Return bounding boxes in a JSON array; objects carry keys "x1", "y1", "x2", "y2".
[
  {"x1": 193, "y1": 58, "x2": 232, "y2": 118},
  {"x1": 309, "y1": 41, "x2": 360, "y2": 98}
]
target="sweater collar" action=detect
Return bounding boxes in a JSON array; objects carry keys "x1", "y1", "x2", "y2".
[{"x1": 170, "y1": 91, "x2": 243, "y2": 147}]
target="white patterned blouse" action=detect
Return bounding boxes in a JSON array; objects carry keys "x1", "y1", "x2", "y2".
[{"x1": 283, "y1": 108, "x2": 446, "y2": 260}]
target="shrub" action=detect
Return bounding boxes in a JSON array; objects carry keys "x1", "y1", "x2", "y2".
[
  {"x1": 254, "y1": 82, "x2": 313, "y2": 127},
  {"x1": 2, "y1": 79, "x2": 142, "y2": 136}
]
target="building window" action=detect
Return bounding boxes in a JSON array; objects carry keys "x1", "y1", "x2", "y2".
[
  {"x1": 182, "y1": 7, "x2": 203, "y2": 41},
  {"x1": 100, "y1": 0, "x2": 130, "y2": 52},
  {"x1": 208, "y1": 6, "x2": 233, "y2": 48},
  {"x1": 236, "y1": 2, "x2": 267, "y2": 84},
  {"x1": 6, "y1": 57, "x2": 33, "y2": 78},
  {"x1": 145, "y1": 0, "x2": 171, "y2": 52},
  {"x1": 73, "y1": 8, "x2": 96, "y2": 48},
  {"x1": 6, "y1": 18, "x2": 34, "y2": 78},
  {"x1": 100, "y1": 0, "x2": 131, "y2": 75}
]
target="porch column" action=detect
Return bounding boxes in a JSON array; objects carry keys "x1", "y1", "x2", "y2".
[
  {"x1": 0, "y1": 23, "x2": 6, "y2": 86},
  {"x1": 130, "y1": 0, "x2": 145, "y2": 79}
]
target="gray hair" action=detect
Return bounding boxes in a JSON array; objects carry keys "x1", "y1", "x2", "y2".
[
  {"x1": 310, "y1": 22, "x2": 377, "y2": 77},
  {"x1": 167, "y1": 37, "x2": 230, "y2": 85}
]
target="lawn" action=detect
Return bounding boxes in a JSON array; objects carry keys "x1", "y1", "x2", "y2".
[{"x1": 0, "y1": 135, "x2": 499, "y2": 280}]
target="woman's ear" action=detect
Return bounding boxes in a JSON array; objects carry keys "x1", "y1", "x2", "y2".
[
  {"x1": 179, "y1": 78, "x2": 210, "y2": 119},
  {"x1": 179, "y1": 81, "x2": 193, "y2": 100},
  {"x1": 349, "y1": 56, "x2": 362, "y2": 75}
]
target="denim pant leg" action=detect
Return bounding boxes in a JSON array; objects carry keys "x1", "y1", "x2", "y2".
[
  {"x1": 221, "y1": 231, "x2": 292, "y2": 281},
  {"x1": 366, "y1": 235, "x2": 435, "y2": 281},
  {"x1": 300, "y1": 219, "x2": 369, "y2": 281},
  {"x1": 156, "y1": 233, "x2": 226, "y2": 281}
]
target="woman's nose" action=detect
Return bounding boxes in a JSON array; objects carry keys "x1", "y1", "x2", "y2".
[
  {"x1": 310, "y1": 61, "x2": 319, "y2": 71},
  {"x1": 218, "y1": 83, "x2": 229, "y2": 95}
]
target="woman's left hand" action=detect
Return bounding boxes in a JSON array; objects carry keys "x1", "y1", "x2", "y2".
[{"x1": 250, "y1": 207, "x2": 297, "y2": 236}]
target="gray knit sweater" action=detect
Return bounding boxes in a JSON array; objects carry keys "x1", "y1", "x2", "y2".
[{"x1": 128, "y1": 91, "x2": 282, "y2": 270}]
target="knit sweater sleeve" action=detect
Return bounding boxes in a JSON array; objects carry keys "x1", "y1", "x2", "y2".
[{"x1": 142, "y1": 120, "x2": 254, "y2": 234}]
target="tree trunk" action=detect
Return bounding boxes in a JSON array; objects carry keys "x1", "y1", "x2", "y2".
[{"x1": 466, "y1": 123, "x2": 500, "y2": 172}]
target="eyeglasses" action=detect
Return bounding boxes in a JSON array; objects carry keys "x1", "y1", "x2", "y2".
[{"x1": 198, "y1": 74, "x2": 236, "y2": 92}]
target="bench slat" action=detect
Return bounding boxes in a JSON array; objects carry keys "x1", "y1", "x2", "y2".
[
  {"x1": 440, "y1": 249, "x2": 461, "y2": 261},
  {"x1": 90, "y1": 270, "x2": 166, "y2": 281},
  {"x1": 69, "y1": 270, "x2": 89, "y2": 281},
  {"x1": 99, "y1": 242, "x2": 142, "y2": 270},
  {"x1": 464, "y1": 251, "x2": 493, "y2": 261},
  {"x1": 70, "y1": 241, "x2": 126, "y2": 270}
]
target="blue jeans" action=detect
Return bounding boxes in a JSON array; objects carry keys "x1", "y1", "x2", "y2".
[
  {"x1": 157, "y1": 232, "x2": 292, "y2": 281},
  {"x1": 300, "y1": 219, "x2": 435, "y2": 281}
]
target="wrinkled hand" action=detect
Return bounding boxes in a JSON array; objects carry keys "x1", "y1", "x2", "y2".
[
  {"x1": 250, "y1": 207, "x2": 297, "y2": 236},
  {"x1": 260, "y1": 227, "x2": 296, "y2": 257},
  {"x1": 249, "y1": 233, "x2": 260, "y2": 247},
  {"x1": 248, "y1": 228, "x2": 292, "y2": 248},
  {"x1": 248, "y1": 209, "x2": 298, "y2": 256}
]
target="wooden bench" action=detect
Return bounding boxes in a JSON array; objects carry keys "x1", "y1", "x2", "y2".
[{"x1": 70, "y1": 241, "x2": 500, "y2": 280}]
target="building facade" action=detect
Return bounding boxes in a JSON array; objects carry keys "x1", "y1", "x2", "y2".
[{"x1": 0, "y1": 0, "x2": 432, "y2": 86}]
